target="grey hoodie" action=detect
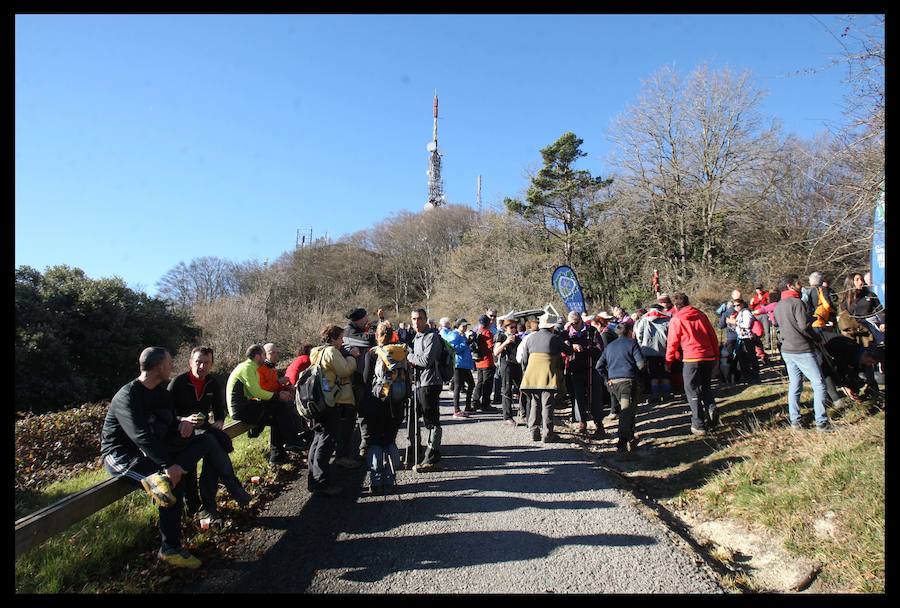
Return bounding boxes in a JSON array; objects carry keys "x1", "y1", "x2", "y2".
[{"x1": 634, "y1": 310, "x2": 670, "y2": 357}]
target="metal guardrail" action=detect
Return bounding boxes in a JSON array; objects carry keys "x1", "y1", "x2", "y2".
[{"x1": 15, "y1": 420, "x2": 253, "y2": 559}]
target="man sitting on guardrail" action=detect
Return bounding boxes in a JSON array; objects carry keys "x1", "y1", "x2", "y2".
[
  {"x1": 227, "y1": 344, "x2": 304, "y2": 466},
  {"x1": 168, "y1": 345, "x2": 251, "y2": 525},
  {"x1": 101, "y1": 347, "x2": 215, "y2": 569}
]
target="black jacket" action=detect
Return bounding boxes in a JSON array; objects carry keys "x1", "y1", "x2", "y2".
[
  {"x1": 167, "y1": 371, "x2": 227, "y2": 423},
  {"x1": 101, "y1": 379, "x2": 176, "y2": 467}
]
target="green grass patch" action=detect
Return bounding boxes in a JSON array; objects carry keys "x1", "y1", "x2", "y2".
[
  {"x1": 15, "y1": 426, "x2": 274, "y2": 593},
  {"x1": 694, "y1": 409, "x2": 884, "y2": 592}
]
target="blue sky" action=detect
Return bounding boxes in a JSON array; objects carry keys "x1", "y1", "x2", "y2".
[{"x1": 15, "y1": 14, "x2": 875, "y2": 294}]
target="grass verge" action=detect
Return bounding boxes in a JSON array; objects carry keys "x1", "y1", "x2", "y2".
[
  {"x1": 15, "y1": 427, "x2": 281, "y2": 593},
  {"x1": 686, "y1": 399, "x2": 885, "y2": 592}
]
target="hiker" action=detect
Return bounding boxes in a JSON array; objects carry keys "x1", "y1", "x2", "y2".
[
  {"x1": 717, "y1": 289, "x2": 742, "y2": 381},
  {"x1": 494, "y1": 318, "x2": 523, "y2": 426},
  {"x1": 634, "y1": 303, "x2": 672, "y2": 403},
  {"x1": 226, "y1": 344, "x2": 303, "y2": 466},
  {"x1": 485, "y1": 308, "x2": 503, "y2": 404},
  {"x1": 342, "y1": 308, "x2": 376, "y2": 462},
  {"x1": 284, "y1": 344, "x2": 313, "y2": 386},
  {"x1": 167, "y1": 346, "x2": 251, "y2": 522},
  {"x1": 802, "y1": 272, "x2": 839, "y2": 340},
  {"x1": 750, "y1": 283, "x2": 773, "y2": 350},
  {"x1": 407, "y1": 308, "x2": 445, "y2": 470},
  {"x1": 515, "y1": 319, "x2": 541, "y2": 423},
  {"x1": 471, "y1": 314, "x2": 499, "y2": 414},
  {"x1": 596, "y1": 323, "x2": 646, "y2": 453},
  {"x1": 840, "y1": 272, "x2": 884, "y2": 346},
  {"x1": 821, "y1": 337, "x2": 884, "y2": 402},
  {"x1": 258, "y1": 343, "x2": 293, "y2": 394},
  {"x1": 665, "y1": 293, "x2": 721, "y2": 436},
  {"x1": 360, "y1": 321, "x2": 408, "y2": 494},
  {"x1": 563, "y1": 310, "x2": 603, "y2": 437},
  {"x1": 307, "y1": 325, "x2": 360, "y2": 495},
  {"x1": 102, "y1": 348, "x2": 220, "y2": 569},
  {"x1": 657, "y1": 293, "x2": 675, "y2": 314},
  {"x1": 518, "y1": 310, "x2": 574, "y2": 443},
  {"x1": 440, "y1": 317, "x2": 474, "y2": 418},
  {"x1": 773, "y1": 275, "x2": 833, "y2": 432},
  {"x1": 731, "y1": 299, "x2": 762, "y2": 384}
]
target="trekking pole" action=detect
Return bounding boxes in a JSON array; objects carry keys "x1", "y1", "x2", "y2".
[
  {"x1": 405, "y1": 376, "x2": 416, "y2": 469},
  {"x1": 413, "y1": 367, "x2": 421, "y2": 467}
]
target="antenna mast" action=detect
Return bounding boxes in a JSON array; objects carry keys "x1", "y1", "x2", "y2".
[{"x1": 424, "y1": 91, "x2": 445, "y2": 210}]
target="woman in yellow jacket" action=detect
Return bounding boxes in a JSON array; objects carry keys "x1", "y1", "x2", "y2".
[{"x1": 307, "y1": 324, "x2": 360, "y2": 496}]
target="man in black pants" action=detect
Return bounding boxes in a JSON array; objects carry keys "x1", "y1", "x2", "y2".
[
  {"x1": 226, "y1": 344, "x2": 303, "y2": 465},
  {"x1": 596, "y1": 323, "x2": 646, "y2": 453},
  {"x1": 407, "y1": 308, "x2": 444, "y2": 471},
  {"x1": 494, "y1": 319, "x2": 523, "y2": 426},
  {"x1": 101, "y1": 347, "x2": 214, "y2": 569}
]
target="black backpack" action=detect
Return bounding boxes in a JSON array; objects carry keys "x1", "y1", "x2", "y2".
[{"x1": 295, "y1": 364, "x2": 328, "y2": 420}]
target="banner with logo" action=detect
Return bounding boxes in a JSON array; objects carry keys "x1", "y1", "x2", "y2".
[
  {"x1": 551, "y1": 265, "x2": 586, "y2": 314},
  {"x1": 871, "y1": 184, "x2": 885, "y2": 307}
]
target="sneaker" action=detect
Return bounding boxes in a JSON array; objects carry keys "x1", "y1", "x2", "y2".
[
  {"x1": 690, "y1": 426, "x2": 707, "y2": 436},
  {"x1": 606, "y1": 413, "x2": 619, "y2": 421},
  {"x1": 790, "y1": 421, "x2": 804, "y2": 431},
  {"x1": 453, "y1": 410, "x2": 470, "y2": 419},
  {"x1": 816, "y1": 422, "x2": 835, "y2": 433},
  {"x1": 335, "y1": 456, "x2": 361, "y2": 469},
  {"x1": 414, "y1": 462, "x2": 442, "y2": 472},
  {"x1": 141, "y1": 473, "x2": 176, "y2": 508},
  {"x1": 157, "y1": 547, "x2": 202, "y2": 569},
  {"x1": 503, "y1": 418, "x2": 517, "y2": 427},
  {"x1": 311, "y1": 485, "x2": 343, "y2": 496},
  {"x1": 478, "y1": 406, "x2": 499, "y2": 414}
]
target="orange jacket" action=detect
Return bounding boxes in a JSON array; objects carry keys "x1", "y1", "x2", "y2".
[{"x1": 257, "y1": 362, "x2": 285, "y2": 393}]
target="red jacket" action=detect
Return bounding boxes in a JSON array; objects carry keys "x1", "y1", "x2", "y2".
[
  {"x1": 284, "y1": 355, "x2": 311, "y2": 385},
  {"x1": 750, "y1": 290, "x2": 770, "y2": 313},
  {"x1": 665, "y1": 305, "x2": 719, "y2": 363},
  {"x1": 474, "y1": 327, "x2": 495, "y2": 369}
]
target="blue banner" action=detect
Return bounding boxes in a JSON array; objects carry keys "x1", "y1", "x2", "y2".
[
  {"x1": 871, "y1": 184, "x2": 885, "y2": 307},
  {"x1": 551, "y1": 265, "x2": 586, "y2": 314}
]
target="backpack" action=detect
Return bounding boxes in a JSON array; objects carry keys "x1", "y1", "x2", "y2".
[
  {"x1": 812, "y1": 287, "x2": 834, "y2": 327},
  {"x1": 750, "y1": 317, "x2": 764, "y2": 338},
  {"x1": 438, "y1": 336, "x2": 456, "y2": 382},
  {"x1": 372, "y1": 345, "x2": 411, "y2": 405},
  {"x1": 294, "y1": 364, "x2": 328, "y2": 420}
]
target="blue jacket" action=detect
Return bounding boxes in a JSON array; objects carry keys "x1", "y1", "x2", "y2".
[
  {"x1": 595, "y1": 336, "x2": 646, "y2": 380},
  {"x1": 440, "y1": 328, "x2": 474, "y2": 370}
]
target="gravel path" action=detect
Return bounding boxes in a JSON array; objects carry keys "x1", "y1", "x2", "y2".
[{"x1": 189, "y1": 393, "x2": 722, "y2": 593}]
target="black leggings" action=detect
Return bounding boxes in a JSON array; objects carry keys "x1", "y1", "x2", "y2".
[{"x1": 452, "y1": 368, "x2": 475, "y2": 412}]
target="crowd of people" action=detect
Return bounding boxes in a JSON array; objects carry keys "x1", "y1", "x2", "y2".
[{"x1": 98, "y1": 272, "x2": 884, "y2": 569}]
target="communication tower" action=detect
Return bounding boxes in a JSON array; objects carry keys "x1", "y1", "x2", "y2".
[{"x1": 424, "y1": 92, "x2": 446, "y2": 210}]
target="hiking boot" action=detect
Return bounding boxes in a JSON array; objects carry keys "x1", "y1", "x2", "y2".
[
  {"x1": 223, "y1": 478, "x2": 252, "y2": 507},
  {"x1": 311, "y1": 485, "x2": 343, "y2": 496},
  {"x1": 542, "y1": 433, "x2": 558, "y2": 443},
  {"x1": 140, "y1": 473, "x2": 176, "y2": 508},
  {"x1": 269, "y1": 451, "x2": 288, "y2": 465},
  {"x1": 478, "y1": 406, "x2": 499, "y2": 414},
  {"x1": 531, "y1": 429, "x2": 541, "y2": 442},
  {"x1": 816, "y1": 422, "x2": 835, "y2": 434},
  {"x1": 369, "y1": 485, "x2": 384, "y2": 495},
  {"x1": 592, "y1": 426, "x2": 607, "y2": 440},
  {"x1": 414, "y1": 462, "x2": 442, "y2": 473},
  {"x1": 383, "y1": 484, "x2": 397, "y2": 495},
  {"x1": 335, "y1": 456, "x2": 361, "y2": 469},
  {"x1": 157, "y1": 547, "x2": 202, "y2": 569},
  {"x1": 690, "y1": 426, "x2": 707, "y2": 436},
  {"x1": 707, "y1": 405, "x2": 720, "y2": 429},
  {"x1": 790, "y1": 421, "x2": 804, "y2": 431}
]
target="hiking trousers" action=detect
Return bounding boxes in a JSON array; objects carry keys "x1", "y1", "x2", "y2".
[
  {"x1": 607, "y1": 379, "x2": 637, "y2": 444},
  {"x1": 308, "y1": 406, "x2": 340, "y2": 490},
  {"x1": 682, "y1": 361, "x2": 717, "y2": 431},
  {"x1": 417, "y1": 385, "x2": 443, "y2": 465},
  {"x1": 472, "y1": 367, "x2": 496, "y2": 410},
  {"x1": 524, "y1": 389, "x2": 556, "y2": 438},
  {"x1": 500, "y1": 361, "x2": 522, "y2": 421},
  {"x1": 452, "y1": 368, "x2": 475, "y2": 412}
]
